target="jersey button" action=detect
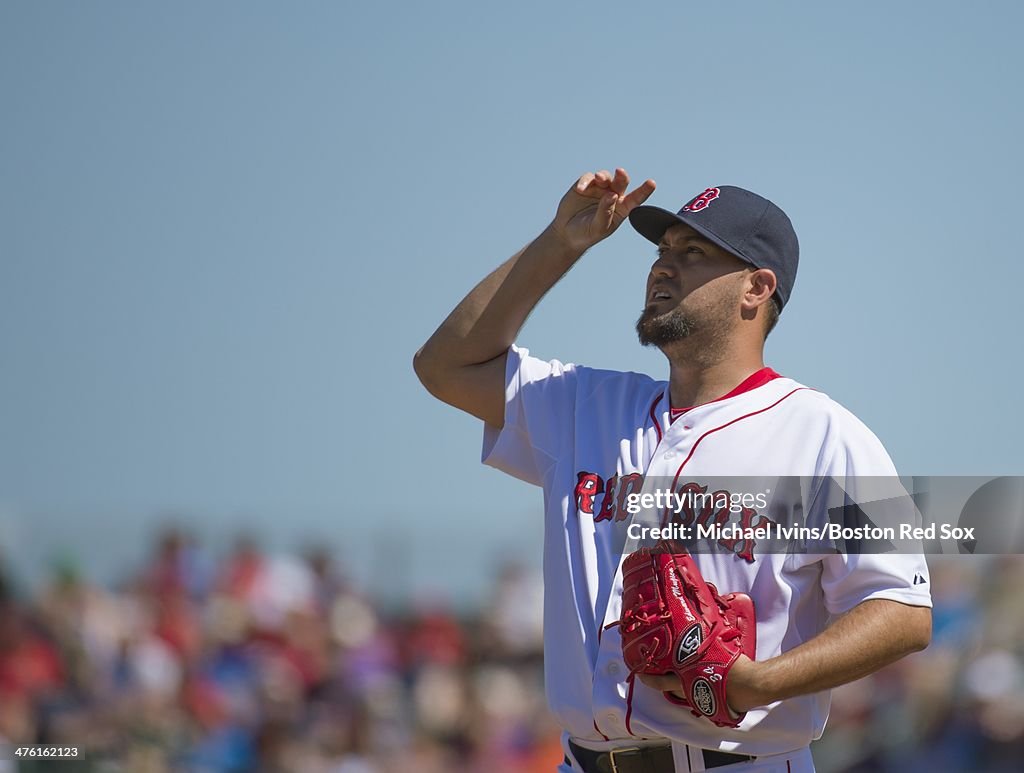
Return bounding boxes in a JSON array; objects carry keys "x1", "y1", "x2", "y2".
[
  {"x1": 663, "y1": 451, "x2": 675, "y2": 460},
  {"x1": 608, "y1": 662, "x2": 620, "y2": 676}
]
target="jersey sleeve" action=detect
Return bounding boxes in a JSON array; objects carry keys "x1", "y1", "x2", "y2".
[
  {"x1": 808, "y1": 404, "x2": 933, "y2": 615},
  {"x1": 481, "y1": 344, "x2": 578, "y2": 487}
]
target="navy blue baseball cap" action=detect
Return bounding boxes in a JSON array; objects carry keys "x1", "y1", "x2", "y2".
[{"x1": 628, "y1": 185, "x2": 800, "y2": 309}]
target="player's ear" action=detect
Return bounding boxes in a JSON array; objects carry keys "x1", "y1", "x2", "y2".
[{"x1": 741, "y1": 269, "x2": 777, "y2": 313}]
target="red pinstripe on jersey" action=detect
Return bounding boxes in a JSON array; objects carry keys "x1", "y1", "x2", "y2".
[
  {"x1": 670, "y1": 388, "x2": 810, "y2": 488},
  {"x1": 649, "y1": 394, "x2": 664, "y2": 444}
]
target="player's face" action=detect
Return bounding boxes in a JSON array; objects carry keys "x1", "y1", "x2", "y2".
[{"x1": 636, "y1": 224, "x2": 752, "y2": 348}]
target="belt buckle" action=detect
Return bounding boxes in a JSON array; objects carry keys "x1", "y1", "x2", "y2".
[{"x1": 608, "y1": 746, "x2": 642, "y2": 773}]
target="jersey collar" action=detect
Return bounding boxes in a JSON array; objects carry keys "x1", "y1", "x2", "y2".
[{"x1": 669, "y1": 367, "x2": 782, "y2": 417}]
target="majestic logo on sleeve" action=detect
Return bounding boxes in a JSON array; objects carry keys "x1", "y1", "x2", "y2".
[{"x1": 682, "y1": 187, "x2": 720, "y2": 213}]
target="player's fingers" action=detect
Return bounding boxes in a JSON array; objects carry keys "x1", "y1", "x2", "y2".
[
  {"x1": 611, "y1": 167, "x2": 630, "y2": 196},
  {"x1": 574, "y1": 172, "x2": 596, "y2": 193},
  {"x1": 620, "y1": 179, "x2": 657, "y2": 212},
  {"x1": 594, "y1": 169, "x2": 613, "y2": 187},
  {"x1": 575, "y1": 174, "x2": 613, "y2": 203}
]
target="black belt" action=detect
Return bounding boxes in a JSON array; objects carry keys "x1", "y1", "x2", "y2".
[{"x1": 567, "y1": 739, "x2": 753, "y2": 772}]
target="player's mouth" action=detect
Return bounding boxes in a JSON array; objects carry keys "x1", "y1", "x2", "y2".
[{"x1": 648, "y1": 288, "x2": 673, "y2": 304}]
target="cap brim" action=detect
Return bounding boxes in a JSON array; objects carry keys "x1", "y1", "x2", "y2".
[
  {"x1": 628, "y1": 205, "x2": 749, "y2": 267},
  {"x1": 628, "y1": 206, "x2": 687, "y2": 245}
]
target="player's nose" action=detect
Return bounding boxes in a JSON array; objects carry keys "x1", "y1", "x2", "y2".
[{"x1": 649, "y1": 255, "x2": 675, "y2": 279}]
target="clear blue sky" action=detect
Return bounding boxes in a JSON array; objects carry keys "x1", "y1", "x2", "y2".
[{"x1": 2, "y1": 2, "x2": 1022, "y2": 604}]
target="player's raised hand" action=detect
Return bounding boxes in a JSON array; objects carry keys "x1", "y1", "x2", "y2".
[{"x1": 550, "y1": 168, "x2": 657, "y2": 253}]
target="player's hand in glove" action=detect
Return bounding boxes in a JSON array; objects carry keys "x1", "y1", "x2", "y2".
[
  {"x1": 608, "y1": 543, "x2": 757, "y2": 728},
  {"x1": 550, "y1": 168, "x2": 656, "y2": 253}
]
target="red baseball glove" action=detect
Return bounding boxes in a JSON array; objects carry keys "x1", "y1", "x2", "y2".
[{"x1": 611, "y1": 544, "x2": 756, "y2": 728}]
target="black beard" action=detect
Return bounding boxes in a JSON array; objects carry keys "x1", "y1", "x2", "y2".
[{"x1": 636, "y1": 306, "x2": 697, "y2": 347}]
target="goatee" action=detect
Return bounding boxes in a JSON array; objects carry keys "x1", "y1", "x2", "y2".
[{"x1": 636, "y1": 306, "x2": 697, "y2": 347}]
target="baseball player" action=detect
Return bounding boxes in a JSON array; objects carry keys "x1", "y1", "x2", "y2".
[{"x1": 414, "y1": 168, "x2": 932, "y2": 772}]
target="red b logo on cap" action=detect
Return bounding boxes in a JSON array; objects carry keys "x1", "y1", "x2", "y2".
[{"x1": 683, "y1": 187, "x2": 720, "y2": 213}]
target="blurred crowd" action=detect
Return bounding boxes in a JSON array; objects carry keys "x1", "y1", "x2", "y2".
[
  {"x1": 0, "y1": 531, "x2": 557, "y2": 772},
  {"x1": 0, "y1": 534, "x2": 1022, "y2": 773}
]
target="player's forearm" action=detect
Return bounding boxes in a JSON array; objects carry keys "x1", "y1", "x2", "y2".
[
  {"x1": 415, "y1": 225, "x2": 583, "y2": 372},
  {"x1": 727, "y1": 599, "x2": 931, "y2": 712}
]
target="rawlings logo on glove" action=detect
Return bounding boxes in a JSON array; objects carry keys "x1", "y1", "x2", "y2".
[{"x1": 610, "y1": 544, "x2": 756, "y2": 728}]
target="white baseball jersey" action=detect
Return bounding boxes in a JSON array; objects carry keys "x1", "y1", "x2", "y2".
[{"x1": 482, "y1": 344, "x2": 931, "y2": 759}]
